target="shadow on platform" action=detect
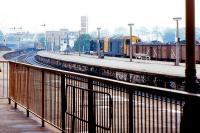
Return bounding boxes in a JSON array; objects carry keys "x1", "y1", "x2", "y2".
[{"x1": 0, "y1": 99, "x2": 56, "y2": 133}]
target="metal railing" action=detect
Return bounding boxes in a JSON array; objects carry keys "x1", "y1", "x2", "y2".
[
  {"x1": 1, "y1": 60, "x2": 200, "y2": 133},
  {"x1": 0, "y1": 61, "x2": 9, "y2": 98}
]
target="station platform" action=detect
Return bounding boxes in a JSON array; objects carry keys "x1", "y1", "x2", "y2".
[
  {"x1": 37, "y1": 51, "x2": 200, "y2": 79},
  {"x1": 0, "y1": 99, "x2": 56, "y2": 133}
]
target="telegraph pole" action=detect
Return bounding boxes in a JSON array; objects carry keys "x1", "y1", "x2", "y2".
[
  {"x1": 173, "y1": 17, "x2": 182, "y2": 66},
  {"x1": 128, "y1": 23, "x2": 134, "y2": 62}
]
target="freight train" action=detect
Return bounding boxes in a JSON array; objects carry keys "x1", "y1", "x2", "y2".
[{"x1": 90, "y1": 36, "x2": 200, "y2": 63}]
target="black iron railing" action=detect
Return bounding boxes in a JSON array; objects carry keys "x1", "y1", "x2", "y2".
[{"x1": 0, "y1": 61, "x2": 200, "y2": 133}]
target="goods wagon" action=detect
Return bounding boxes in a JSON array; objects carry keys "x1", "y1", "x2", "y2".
[{"x1": 89, "y1": 37, "x2": 200, "y2": 63}]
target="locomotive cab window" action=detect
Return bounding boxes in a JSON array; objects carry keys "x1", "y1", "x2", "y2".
[
  {"x1": 110, "y1": 42, "x2": 112, "y2": 52},
  {"x1": 126, "y1": 39, "x2": 130, "y2": 45}
]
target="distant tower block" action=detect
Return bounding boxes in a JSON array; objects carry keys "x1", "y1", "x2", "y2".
[{"x1": 81, "y1": 16, "x2": 88, "y2": 34}]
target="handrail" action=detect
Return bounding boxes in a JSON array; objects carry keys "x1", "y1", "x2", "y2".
[
  {"x1": 5, "y1": 60, "x2": 200, "y2": 133},
  {"x1": 8, "y1": 60, "x2": 200, "y2": 98}
]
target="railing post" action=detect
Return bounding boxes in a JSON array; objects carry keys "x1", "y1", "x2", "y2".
[
  {"x1": 14, "y1": 102, "x2": 17, "y2": 109},
  {"x1": 71, "y1": 87, "x2": 75, "y2": 133},
  {"x1": 3, "y1": 62, "x2": 5, "y2": 97},
  {"x1": 61, "y1": 74, "x2": 66, "y2": 133},
  {"x1": 129, "y1": 90, "x2": 133, "y2": 133},
  {"x1": 7, "y1": 62, "x2": 9, "y2": 99},
  {"x1": 8, "y1": 98, "x2": 11, "y2": 104},
  {"x1": 14, "y1": 63, "x2": 18, "y2": 109},
  {"x1": 88, "y1": 78, "x2": 96, "y2": 133},
  {"x1": 42, "y1": 70, "x2": 45, "y2": 127},
  {"x1": 8, "y1": 62, "x2": 11, "y2": 104},
  {"x1": 27, "y1": 67, "x2": 30, "y2": 117}
]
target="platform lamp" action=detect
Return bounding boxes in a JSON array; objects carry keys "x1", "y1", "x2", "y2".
[
  {"x1": 173, "y1": 17, "x2": 182, "y2": 66},
  {"x1": 128, "y1": 23, "x2": 134, "y2": 62}
]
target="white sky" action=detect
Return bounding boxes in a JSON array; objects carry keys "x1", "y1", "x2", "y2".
[{"x1": 0, "y1": 0, "x2": 199, "y2": 33}]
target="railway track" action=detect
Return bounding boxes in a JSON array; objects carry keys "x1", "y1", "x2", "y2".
[{"x1": 9, "y1": 51, "x2": 52, "y2": 68}]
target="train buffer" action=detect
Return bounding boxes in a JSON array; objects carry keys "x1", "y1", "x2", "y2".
[{"x1": 134, "y1": 53, "x2": 150, "y2": 60}]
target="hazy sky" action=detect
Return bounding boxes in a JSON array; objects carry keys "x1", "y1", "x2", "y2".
[{"x1": 0, "y1": 0, "x2": 199, "y2": 33}]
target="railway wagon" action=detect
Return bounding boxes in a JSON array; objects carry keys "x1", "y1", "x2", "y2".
[
  {"x1": 90, "y1": 37, "x2": 200, "y2": 63},
  {"x1": 89, "y1": 40, "x2": 98, "y2": 54},
  {"x1": 89, "y1": 39, "x2": 104, "y2": 55},
  {"x1": 134, "y1": 44, "x2": 177, "y2": 61},
  {"x1": 107, "y1": 36, "x2": 124, "y2": 56},
  {"x1": 124, "y1": 36, "x2": 141, "y2": 57},
  {"x1": 125, "y1": 36, "x2": 141, "y2": 57},
  {"x1": 133, "y1": 44, "x2": 200, "y2": 63},
  {"x1": 103, "y1": 37, "x2": 109, "y2": 55},
  {"x1": 90, "y1": 36, "x2": 141, "y2": 57}
]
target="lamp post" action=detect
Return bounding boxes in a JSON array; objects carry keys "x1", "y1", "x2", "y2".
[
  {"x1": 128, "y1": 23, "x2": 134, "y2": 62},
  {"x1": 97, "y1": 27, "x2": 101, "y2": 58},
  {"x1": 173, "y1": 17, "x2": 182, "y2": 66},
  {"x1": 40, "y1": 24, "x2": 47, "y2": 51}
]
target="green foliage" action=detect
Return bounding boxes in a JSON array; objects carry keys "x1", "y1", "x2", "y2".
[
  {"x1": 179, "y1": 28, "x2": 185, "y2": 40},
  {"x1": 73, "y1": 34, "x2": 92, "y2": 52},
  {"x1": 38, "y1": 34, "x2": 45, "y2": 48},
  {"x1": 0, "y1": 31, "x2": 4, "y2": 41},
  {"x1": 162, "y1": 28, "x2": 175, "y2": 43},
  {"x1": 162, "y1": 27, "x2": 200, "y2": 43},
  {"x1": 114, "y1": 27, "x2": 128, "y2": 36}
]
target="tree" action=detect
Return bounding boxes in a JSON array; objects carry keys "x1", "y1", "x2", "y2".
[
  {"x1": 137, "y1": 27, "x2": 149, "y2": 35},
  {"x1": 114, "y1": 27, "x2": 128, "y2": 36},
  {"x1": 90, "y1": 31, "x2": 97, "y2": 38},
  {"x1": 152, "y1": 26, "x2": 162, "y2": 41},
  {"x1": 73, "y1": 34, "x2": 92, "y2": 52},
  {"x1": 37, "y1": 34, "x2": 45, "y2": 45},
  {"x1": 100, "y1": 29, "x2": 110, "y2": 38},
  {"x1": 0, "y1": 31, "x2": 4, "y2": 42},
  {"x1": 162, "y1": 28, "x2": 175, "y2": 43},
  {"x1": 179, "y1": 28, "x2": 186, "y2": 41},
  {"x1": 136, "y1": 27, "x2": 151, "y2": 41}
]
